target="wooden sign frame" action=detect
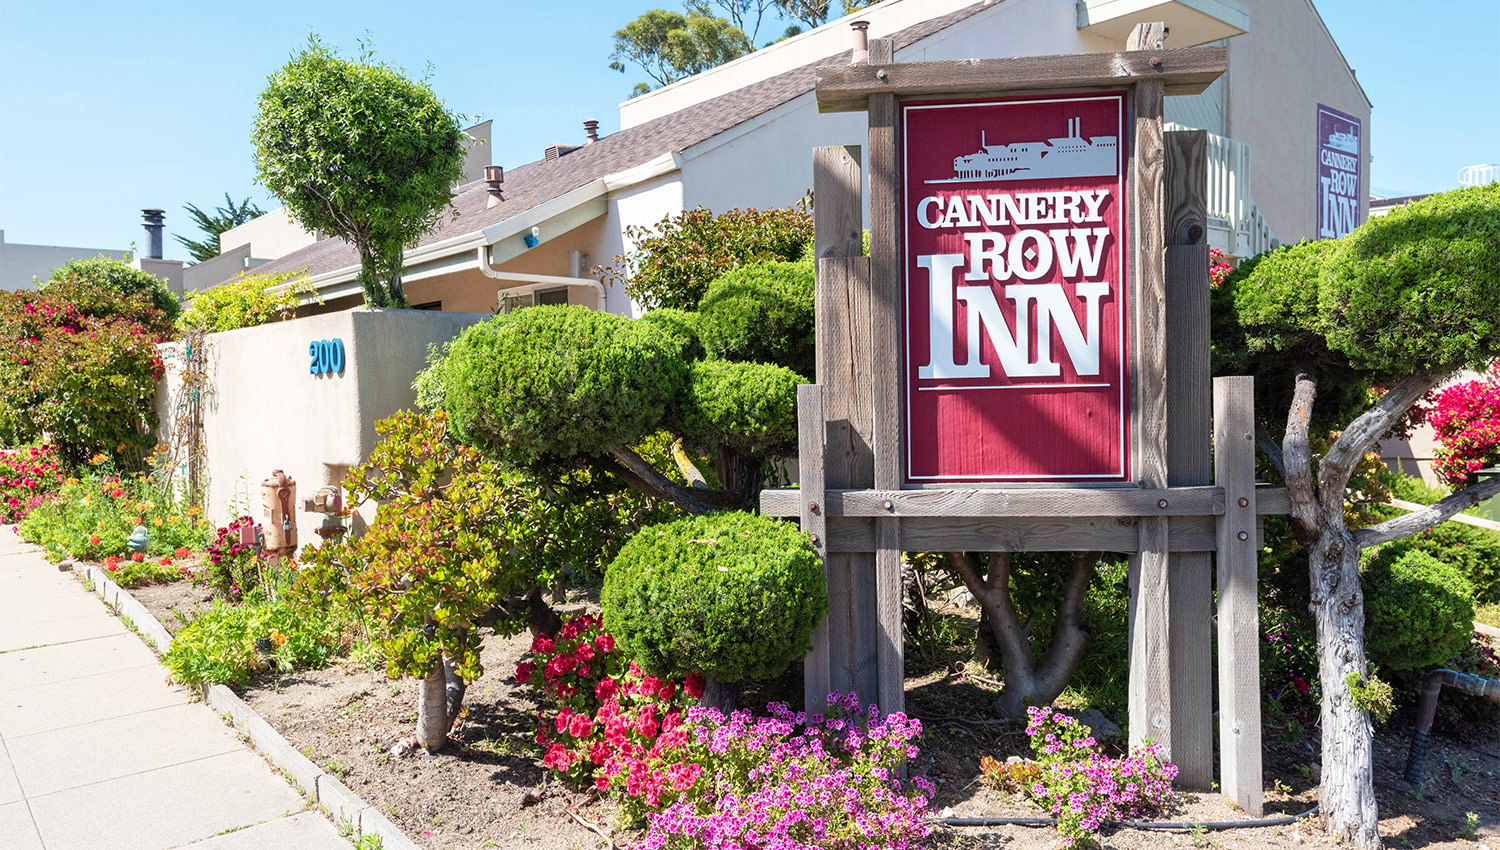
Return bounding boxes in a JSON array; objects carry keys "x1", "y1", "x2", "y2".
[{"x1": 759, "y1": 24, "x2": 1281, "y2": 816}]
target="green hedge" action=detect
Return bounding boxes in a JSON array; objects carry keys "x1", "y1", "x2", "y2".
[
  {"x1": 1363, "y1": 548, "x2": 1475, "y2": 673},
  {"x1": 679, "y1": 359, "x2": 800, "y2": 457},
  {"x1": 601, "y1": 512, "x2": 827, "y2": 682},
  {"x1": 441, "y1": 306, "x2": 688, "y2": 465},
  {"x1": 696, "y1": 260, "x2": 815, "y2": 378}
]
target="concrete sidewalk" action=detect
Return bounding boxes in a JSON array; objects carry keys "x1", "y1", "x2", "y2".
[{"x1": 0, "y1": 528, "x2": 351, "y2": 850}]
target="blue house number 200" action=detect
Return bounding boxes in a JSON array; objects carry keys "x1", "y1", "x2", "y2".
[{"x1": 309, "y1": 339, "x2": 346, "y2": 375}]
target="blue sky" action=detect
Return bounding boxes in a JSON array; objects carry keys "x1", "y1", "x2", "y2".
[{"x1": 1, "y1": 0, "x2": 1496, "y2": 256}]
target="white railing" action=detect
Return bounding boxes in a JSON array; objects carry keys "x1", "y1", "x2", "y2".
[
  {"x1": 1458, "y1": 163, "x2": 1500, "y2": 187},
  {"x1": 1167, "y1": 123, "x2": 1280, "y2": 258}
]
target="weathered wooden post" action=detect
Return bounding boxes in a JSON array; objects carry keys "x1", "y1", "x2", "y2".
[{"x1": 765, "y1": 20, "x2": 1277, "y2": 811}]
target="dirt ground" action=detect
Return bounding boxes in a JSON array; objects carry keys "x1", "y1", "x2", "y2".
[{"x1": 122, "y1": 582, "x2": 1499, "y2": 850}]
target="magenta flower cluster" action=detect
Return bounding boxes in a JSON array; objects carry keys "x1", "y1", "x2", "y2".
[
  {"x1": 0, "y1": 446, "x2": 63, "y2": 522},
  {"x1": 634, "y1": 692, "x2": 934, "y2": 850},
  {"x1": 1024, "y1": 705, "x2": 1178, "y2": 847}
]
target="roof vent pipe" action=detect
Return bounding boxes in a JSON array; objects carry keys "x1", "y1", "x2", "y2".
[
  {"x1": 141, "y1": 209, "x2": 165, "y2": 260},
  {"x1": 584, "y1": 120, "x2": 600, "y2": 143},
  {"x1": 484, "y1": 165, "x2": 505, "y2": 208},
  {"x1": 850, "y1": 20, "x2": 871, "y2": 65}
]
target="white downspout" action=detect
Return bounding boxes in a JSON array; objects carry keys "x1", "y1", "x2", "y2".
[{"x1": 475, "y1": 244, "x2": 609, "y2": 312}]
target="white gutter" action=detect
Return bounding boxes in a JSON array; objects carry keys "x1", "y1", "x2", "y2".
[
  {"x1": 290, "y1": 152, "x2": 684, "y2": 306},
  {"x1": 475, "y1": 248, "x2": 608, "y2": 312}
]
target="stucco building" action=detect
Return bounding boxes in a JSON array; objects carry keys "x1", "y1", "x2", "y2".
[{"x1": 200, "y1": 0, "x2": 1371, "y2": 318}]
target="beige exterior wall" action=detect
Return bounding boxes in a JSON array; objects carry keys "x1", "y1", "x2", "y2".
[
  {"x1": 219, "y1": 206, "x2": 320, "y2": 261},
  {"x1": 1225, "y1": 0, "x2": 1371, "y2": 243},
  {"x1": 0, "y1": 231, "x2": 127, "y2": 290},
  {"x1": 155, "y1": 308, "x2": 488, "y2": 544}
]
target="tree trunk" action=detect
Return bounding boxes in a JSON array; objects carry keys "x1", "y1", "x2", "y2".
[
  {"x1": 1309, "y1": 531, "x2": 1381, "y2": 849},
  {"x1": 699, "y1": 675, "x2": 739, "y2": 712},
  {"x1": 416, "y1": 655, "x2": 450, "y2": 751}
]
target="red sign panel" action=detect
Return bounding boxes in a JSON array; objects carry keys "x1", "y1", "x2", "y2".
[{"x1": 902, "y1": 92, "x2": 1131, "y2": 485}]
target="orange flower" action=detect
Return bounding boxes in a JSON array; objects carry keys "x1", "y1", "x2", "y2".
[
  {"x1": 174, "y1": 547, "x2": 190, "y2": 558},
  {"x1": 270, "y1": 631, "x2": 288, "y2": 647}
]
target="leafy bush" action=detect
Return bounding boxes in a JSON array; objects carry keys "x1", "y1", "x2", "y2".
[
  {"x1": 637, "y1": 693, "x2": 932, "y2": 846},
  {"x1": 175, "y1": 270, "x2": 316, "y2": 333},
  {"x1": 1363, "y1": 549, "x2": 1475, "y2": 672},
  {"x1": 441, "y1": 306, "x2": 689, "y2": 466},
  {"x1": 41, "y1": 257, "x2": 180, "y2": 330},
  {"x1": 1321, "y1": 182, "x2": 1500, "y2": 376},
  {"x1": 695, "y1": 260, "x2": 815, "y2": 377},
  {"x1": 0, "y1": 288, "x2": 169, "y2": 467},
  {"x1": 1260, "y1": 613, "x2": 1322, "y2": 720},
  {"x1": 1023, "y1": 705, "x2": 1179, "y2": 846},
  {"x1": 678, "y1": 359, "x2": 800, "y2": 457},
  {"x1": 163, "y1": 596, "x2": 343, "y2": 687},
  {"x1": 602, "y1": 511, "x2": 826, "y2": 682},
  {"x1": 19, "y1": 468, "x2": 210, "y2": 562},
  {"x1": 0, "y1": 446, "x2": 64, "y2": 522},
  {"x1": 602, "y1": 206, "x2": 814, "y2": 311}
]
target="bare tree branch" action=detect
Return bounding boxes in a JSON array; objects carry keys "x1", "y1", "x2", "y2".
[
  {"x1": 1318, "y1": 374, "x2": 1445, "y2": 512},
  {"x1": 1282, "y1": 360, "x2": 1320, "y2": 540},
  {"x1": 602, "y1": 446, "x2": 741, "y2": 514},
  {"x1": 1256, "y1": 423, "x2": 1286, "y2": 479},
  {"x1": 1354, "y1": 476, "x2": 1500, "y2": 548},
  {"x1": 1035, "y1": 552, "x2": 1098, "y2": 697}
]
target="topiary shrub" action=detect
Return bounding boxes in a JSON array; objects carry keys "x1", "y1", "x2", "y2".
[
  {"x1": 1321, "y1": 182, "x2": 1500, "y2": 376},
  {"x1": 678, "y1": 359, "x2": 800, "y2": 457},
  {"x1": 1362, "y1": 548, "x2": 1475, "y2": 673},
  {"x1": 1365, "y1": 521, "x2": 1500, "y2": 606},
  {"x1": 42, "y1": 256, "x2": 180, "y2": 331},
  {"x1": 440, "y1": 305, "x2": 689, "y2": 466},
  {"x1": 638, "y1": 307, "x2": 704, "y2": 362},
  {"x1": 601, "y1": 511, "x2": 827, "y2": 683},
  {"x1": 696, "y1": 260, "x2": 815, "y2": 378}
]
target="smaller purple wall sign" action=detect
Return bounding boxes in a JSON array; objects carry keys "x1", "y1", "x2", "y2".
[{"x1": 1317, "y1": 104, "x2": 1363, "y2": 239}]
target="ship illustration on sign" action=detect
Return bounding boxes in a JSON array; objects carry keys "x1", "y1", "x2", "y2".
[
  {"x1": 1325, "y1": 127, "x2": 1359, "y2": 153},
  {"x1": 926, "y1": 117, "x2": 1118, "y2": 184}
]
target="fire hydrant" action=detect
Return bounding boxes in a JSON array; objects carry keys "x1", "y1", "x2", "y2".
[
  {"x1": 260, "y1": 470, "x2": 297, "y2": 555},
  {"x1": 302, "y1": 486, "x2": 347, "y2": 540}
]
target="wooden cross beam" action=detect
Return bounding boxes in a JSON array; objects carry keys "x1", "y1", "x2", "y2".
[{"x1": 815, "y1": 46, "x2": 1228, "y2": 113}]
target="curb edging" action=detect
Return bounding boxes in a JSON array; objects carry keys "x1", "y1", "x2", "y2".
[{"x1": 74, "y1": 562, "x2": 421, "y2": 850}]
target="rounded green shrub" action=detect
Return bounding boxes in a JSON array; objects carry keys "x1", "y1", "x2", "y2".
[
  {"x1": 440, "y1": 306, "x2": 688, "y2": 466},
  {"x1": 601, "y1": 511, "x2": 827, "y2": 682},
  {"x1": 1362, "y1": 548, "x2": 1475, "y2": 673},
  {"x1": 638, "y1": 307, "x2": 704, "y2": 362},
  {"x1": 696, "y1": 260, "x2": 814, "y2": 378},
  {"x1": 679, "y1": 359, "x2": 800, "y2": 457},
  {"x1": 1367, "y1": 520, "x2": 1500, "y2": 605},
  {"x1": 43, "y1": 256, "x2": 180, "y2": 330},
  {"x1": 1321, "y1": 183, "x2": 1500, "y2": 376}
]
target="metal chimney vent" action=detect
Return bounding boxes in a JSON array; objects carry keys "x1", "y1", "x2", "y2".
[{"x1": 141, "y1": 209, "x2": 165, "y2": 260}]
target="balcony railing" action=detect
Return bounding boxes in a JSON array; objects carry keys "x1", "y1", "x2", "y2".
[{"x1": 1167, "y1": 123, "x2": 1280, "y2": 259}]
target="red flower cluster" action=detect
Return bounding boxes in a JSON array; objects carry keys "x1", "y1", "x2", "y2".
[
  {"x1": 1431, "y1": 364, "x2": 1500, "y2": 486},
  {"x1": 0, "y1": 446, "x2": 64, "y2": 522},
  {"x1": 518, "y1": 613, "x2": 706, "y2": 809}
]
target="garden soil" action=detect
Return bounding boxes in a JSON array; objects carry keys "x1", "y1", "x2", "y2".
[{"x1": 123, "y1": 585, "x2": 1500, "y2": 850}]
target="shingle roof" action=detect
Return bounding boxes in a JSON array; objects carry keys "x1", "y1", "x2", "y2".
[{"x1": 246, "y1": 2, "x2": 998, "y2": 283}]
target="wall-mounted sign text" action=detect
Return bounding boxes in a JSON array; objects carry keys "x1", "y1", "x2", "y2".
[
  {"x1": 309, "y1": 338, "x2": 346, "y2": 376},
  {"x1": 1317, "y1": 103, "x2": 1363, "y2": 239},
  {"x1": 902, "y1": 92, "x2": 1131, "y2": 484}
]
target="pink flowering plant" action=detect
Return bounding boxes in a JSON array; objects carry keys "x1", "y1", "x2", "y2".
[
  {"x1": 0, "y1": 446, "x2": 64, "y2": 522},
  {"x1": 518, "y1": 613, "x2": 704, "y2": 801},
  {"x1": 635, "y1": 692, "x2": 933, "y2": 849},
  {"x1": 1023, "y1": 705, "x2": 1178, "y2": 847},
  {"x1": 1430, "y1": 363, "x2": 1500, "y2": 487}
]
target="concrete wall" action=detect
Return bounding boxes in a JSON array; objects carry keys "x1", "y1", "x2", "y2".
[
  {"x1": 1226, "y1": 0, "x2": 1371, "y2": 243},
  {"x1": 219, "y1": 206, "x2": 320, "y2": 262},
  {"x1": 156, "y1": 307, "x2": 488, "y2": 546},
  {"x1": 0, "y1": 230, "x2": 127, "y2": 290}
]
